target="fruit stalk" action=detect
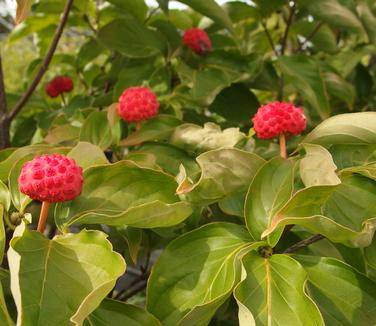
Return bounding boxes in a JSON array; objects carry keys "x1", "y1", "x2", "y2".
[
  {"x1": 37, "y1": 201, "x2": 50, "y2": 233},
  {"x1": 279, "y1": 133, "x2": 287, "y2": 159}
]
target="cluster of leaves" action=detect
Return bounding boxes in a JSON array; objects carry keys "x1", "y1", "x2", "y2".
[{"x1": 1, "y1": 0, "x2": 376, "y2": 325}]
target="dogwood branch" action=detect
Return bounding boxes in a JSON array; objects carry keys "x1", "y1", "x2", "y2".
[
  {"x1": 0, "y1": 55, "x2": 10, "y2": 148},
  {"x1": 297, "y1": 21, "x2": 324, "y2": 51},
  {"x1": 0, "y1": 56, "x2": 7, "y2": 117},
  {"x1": 261, "y1": 21, "x2": 279, "y2": 57},
  {"x1": 7, "y1": 0, "x2": 74, "y2": 121},
  {"x1": 281, "y1": 1, "x2": 296, "y2": 55},
  {"x1": 283, "y1": 234, "x2": 325, "y2": 254}
]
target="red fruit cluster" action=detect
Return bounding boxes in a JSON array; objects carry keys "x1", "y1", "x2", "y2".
[
  {"x1": 182, "y1": 28, "x2": 212, "y2": 55},
  {"x1": 252, "y1": 101, "x2": 306, "y2": 139},
  {"x1": 45, "y1": 76, "x2": 74, "y2": 98},
  {"x1": 19, "y1": 154, "x2": 83, "y2": 203},
  {"x1": 118, "y1": 86, "x2": 159, "y2": 123}
]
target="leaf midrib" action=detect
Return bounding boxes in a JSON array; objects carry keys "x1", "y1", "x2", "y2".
[{"x1": 36, "y1": 241, "x2": 53, "y2": 326}]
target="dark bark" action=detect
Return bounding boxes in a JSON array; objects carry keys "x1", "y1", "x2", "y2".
[{"x1": 0, "y1": 55, "x2": 10, "y2": 149}]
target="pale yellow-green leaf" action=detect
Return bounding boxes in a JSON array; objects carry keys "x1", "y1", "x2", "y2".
[{"x1": 8, "y1": 225, "x2": 125, "y2": 326}]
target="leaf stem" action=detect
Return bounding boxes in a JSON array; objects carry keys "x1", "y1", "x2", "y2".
[
  {"x1": 261, "y1": 21, "x2": 279, "y2": 57},
  {"x1": 60, "y1": 92, "x2": 67, "y2": 106},
  {"x1": 37, "y1": 202, "x2": 50, "y2": 233},
  {"x1": 279, "y1": 133, "x2": 287, "y2": 159}
]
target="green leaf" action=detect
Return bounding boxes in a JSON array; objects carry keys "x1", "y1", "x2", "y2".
[
  {"x1": 175, "y1": 51, "x2": 262, "y2": 106},
  {"x1": 77, "y1": 38, "x2": 105, "y2": 69},
  {"x1": 106, "y1": 0, "x2": 148, "y2": 21},
  {"x1": 0, "y1": 145, "x2": 70, "y2": 181},
  {"x1": 218, "y1": 193, "x2": 246, "y2": 218},
  {"x1": 323, "y1": 175, "x2": 376, "y2": 235},
  {"x1": 340, "y1": 163, "x2": 376, "y2": 181},
  {"x1": 292, "y1": 22, "x2": 338, "y2": 54},
  {"x1": 177, "y1": 0, "x2": 233, "y2": 31},
  {"x1": 147, "y1": 222, "x2": 257, "y2": 326},
  {"x1": 365, "y1": 236, "x2": 376, "y2": 270},
  {"x1": 84, "y1": 299, "x2": 160, "y2": 326},
  {"x1": 294, "y1": 255, "x2": 376, "y2": 326},
  {"x1": 127, "y1": 142, "x2": 198, "y2": 177},
  {"x1": 328, "y1": 45, "x2": 376, "y2": 78},
  {"x1": 323, "y1": 72, "x2": 355, "y2": 109},
  {"x1": 55, "y1": 161, "x2": 192, "y2": 229},
  {"x1": 113, "y1": 226, "x2": 142, "y2": 264},
  {"x1": 277, "y1": 55, "x2": 330, "y2": 119},
  {"x1": 224, "y1": 1, "x2": 259, "y2": 23},
  {"x1": 300, "y1": 0, "x2": 365, "y2": 32},
  {"x1": 175, "y1": 65, "x2": 233, "y2": 107},
  {"x1": 44, "y1": 124, "x2": 81, "y2": 145},
  {"x1": 0, "y1": 181, "x2": 10, "y2": 212},
  {"x1": 8, "y1": 227, "x2": 125, "y2": 326},
  {"x1": 0, "y1": 286, "x2": 13, "y2": 325},
  {"x1": 234, "y1": 252, "x2": 324, "y2": 326},
  {"x1": 8, "y1": 154, "x2": 33, "y2": 212},
  {"x1": 329, "y1": 144, "x2": 376, "y2": 169},
  {"x1": 0, "y1": 206, "x2": 5, "y2": 263},
  {"x1": 120, "y1": 115, "x2": 181, "y2": 146},
  {"x1": 156, "y1": 0, "x2": 169, "y2": 13},
  {"x1": 177, "y1": 148, "x2": 265, "y2": 204},
  {"x1": 245, "y1": 158, "x2": 294, "y2": 245},
  {"x1": 302, "y1": 112, "x2": 376, "y2": 146},
  {"x1": 8, "y1": 14, "x2": 57, "y2": 44},
  {"x1": 299, "y1": 144, "x2": 341, "y2": 187},
  {"x1": 67, "y1": 142, "x2": 109, "y2": 170},
  {"x1": 263, "y1": 175, "x2": 376, "y2": 247},
  {"x1": 113, "y1": 58, "x2": 159, "y2": 99},
  {"x1": 79, "y1": 111, "x2": 113, "y2": 150},
  {"x1": 208, "y1": 84, "x2": 260, "y2": 124},
  {"x1": 98, "y1": 18, "x2": 167, "y2": 58},
  {"x1": 170, "y1": 122, "x2": 249, "y2": 155},
  {"x1": 150, "y1": 20, "x2": 180, "y2": 53},
  {"x1": 357, "y1": 1, "x2": 376, "y2": 44},
  {"x1": 253, "y1": 0, "x2": 285, "y2": 17},
  {"x1": 11, "y1": 116, "x2": 37, "y2": 147}
]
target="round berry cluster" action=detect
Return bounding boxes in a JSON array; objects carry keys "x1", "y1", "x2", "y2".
[
  {"x1": 182, "y1": 28, "x2": 212, "y2": 55},
  {"x1": 19, "y1": 154, "x2": 83, "y2": 203},
  {"x1": 252, "y1": 101, "x2": 306, "y2": 139},
  {"x1": 45, "y1": 76, "x2": 74, "y2": 98},
  {"x1": 118, "y1": 86, "x2": 159, "y2": 123}
]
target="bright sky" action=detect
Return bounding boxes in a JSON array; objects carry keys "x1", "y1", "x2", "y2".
[{"x1": 3, "y1": 0, "x2": 230, "y2": 16}]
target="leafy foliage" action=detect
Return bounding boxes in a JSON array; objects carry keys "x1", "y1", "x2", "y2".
[{"x1": 1, "y1": 0, "x2": 376, "y2": 325}]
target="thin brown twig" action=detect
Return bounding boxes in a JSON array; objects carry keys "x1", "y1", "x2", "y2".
[
  {"x1": 143, "y1": 7, "x2": 159, "y2": 25},
  {"x1": 280, "y1": 1, "x2": 297, "y2": 55},
  {"x1": 83, "y1": 14, "x2": 97, "y2": 33},
  {"x1": 283, "y1": 234, "x2": 325, "y2": 254},
  {"x1": 0, "y1": 56, "x2": 7, "y2": 117},
  {"x1": 7, "y1": 0, "x2": 74, "y2": 121},
  {"x1": 118, "y1": 281, "x2": 147, "y2": 301},
  {"x1": 261, "y1": 21, "x2": 279, "y2": 57},
  {"x1": 297, "y1": 21, "x2": 323, "y2": 51},
  {"x1": 0, "y1": 55, "x2": 10, "y2": 148}
]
